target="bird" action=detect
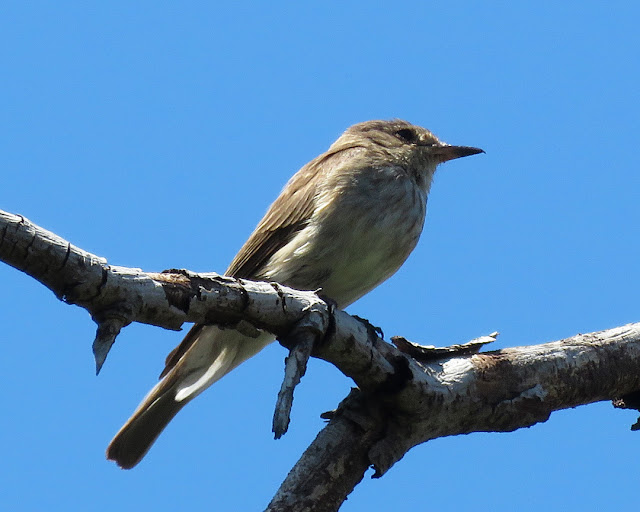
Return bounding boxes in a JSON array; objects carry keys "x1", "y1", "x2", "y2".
[{"x1": 106, "y1": 119, "x2": 483, "y2": 468}]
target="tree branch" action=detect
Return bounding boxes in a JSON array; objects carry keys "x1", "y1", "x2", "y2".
[
  {"x1": 2, "y1": 208, "x2": 639, "y2": 512},
  {"x1": 267, "y1": 323, "x2": 640, "y2": 510}
]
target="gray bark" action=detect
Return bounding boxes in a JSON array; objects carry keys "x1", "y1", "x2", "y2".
[{"x1": 2, "y1": 208, "x2": 639, "y2": 512}]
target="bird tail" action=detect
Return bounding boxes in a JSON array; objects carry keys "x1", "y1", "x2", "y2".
[
  {"x1": 106, "y1": 326, "x2": 273, "y2": 469},
  {"x1": 106, "y1": 376, "x2": 185, "y2": 469}
]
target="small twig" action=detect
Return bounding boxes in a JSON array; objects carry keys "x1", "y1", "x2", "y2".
[
  {"x1": 91, "y1": 304, "x2": 135, "y2": 374},
  {"x1": 273, "y1": 305, "x2": 330, "y2": 439},
  {"x1": 273, "y1": 333, "x2": 315, "y2": 439},
  {"x1": 391, "y1": 332, "x2": 499, "y2": 362},
  {"x1": 92, "y1": 318, "x2": 126, "y2": 375}
]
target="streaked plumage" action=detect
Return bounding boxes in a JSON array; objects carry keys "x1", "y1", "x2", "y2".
[{"x1": 106, "y1": 120, "x2": 483, "y2": 468}]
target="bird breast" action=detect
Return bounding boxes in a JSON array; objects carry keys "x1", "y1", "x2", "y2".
[{"x1": 260, "y1": 165, "x2": 428, "y2": 308}]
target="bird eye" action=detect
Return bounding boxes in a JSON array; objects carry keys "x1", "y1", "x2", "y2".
[{"x1": 395, "y1": 128, "x2": 417, "y2": 143}]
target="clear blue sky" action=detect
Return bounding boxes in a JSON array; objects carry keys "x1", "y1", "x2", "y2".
[{"x1": 1, "y1": 3, "x2": 639, "y2": 511}]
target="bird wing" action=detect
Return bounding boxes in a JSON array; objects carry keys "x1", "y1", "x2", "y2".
[
  {"x1": 160, "y1": 144, "x2": 368, "y2": 379},
  {"x1": 227, "y1": 143, "x2": 367, "y2": 279},
  {"x1": 159, "y1": 151, "x2": 335, "y2": 379},
  {"x1": 225, "y1": 166, "x2": 317, "y2": 279}
]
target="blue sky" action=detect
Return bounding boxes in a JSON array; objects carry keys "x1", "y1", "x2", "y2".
[{"x1": 1, "y1": 3, "x2": 639, "y2": 511}]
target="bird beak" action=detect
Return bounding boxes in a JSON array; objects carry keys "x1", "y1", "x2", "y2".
[{"x1": 432, "y1": 144, "x2": 485, "y2": 163}]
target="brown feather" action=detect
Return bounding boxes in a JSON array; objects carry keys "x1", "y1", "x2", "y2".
[
  {"x1": 106, "y1": 375, "x2": 184, "y2": 469},
  {"x1": 225, "y1": 156, "x2": 320, "y2": 278},
  {"x1": 159, "y1": 324, "x2": 204, "y2": 379},
  {"x1": 158, "y1": 145, "x2": 359, "y2": 379}
]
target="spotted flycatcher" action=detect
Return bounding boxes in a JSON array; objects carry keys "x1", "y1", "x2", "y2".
[{"x1": 107, "y1": 119, "x2": 483, "y2": 468}]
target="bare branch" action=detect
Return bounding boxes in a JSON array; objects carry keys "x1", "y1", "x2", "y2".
[
  {"x1": 0, "y1": 209, "x2": 405, "y2": 387},
  {"x1": 268, "y1": 323, "x2": 640, "y2": 511},
  {"x1": 0, "y1": 209, "x2": 328, "y2": 369},
  {"x1": 267, "y1": 391, "x2": 381, "y2": 512},
  {"x1": 2, "y1": 208, "x2": 640, "y2": 512}
]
